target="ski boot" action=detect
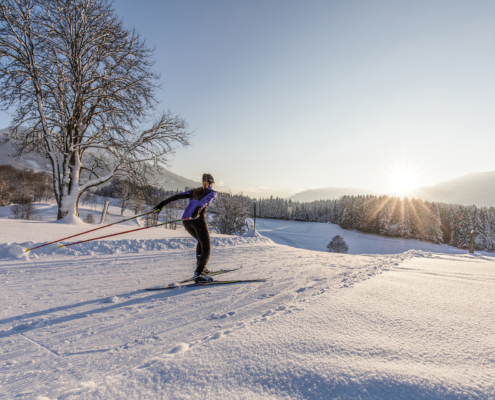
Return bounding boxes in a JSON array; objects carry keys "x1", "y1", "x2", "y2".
[
  {"x1": 196, "y1": 255, "x2": 211, "y2": 275},
  {"x1": 194, "y1": 264, "x2": 213, "y2": 283}
]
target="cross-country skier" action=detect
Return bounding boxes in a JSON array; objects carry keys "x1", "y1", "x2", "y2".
[{"x1": 154, "y1": 173, "x2": 217, "y2": 283}]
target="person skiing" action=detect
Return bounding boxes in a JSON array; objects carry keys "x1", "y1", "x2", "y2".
[{"x1": 154, "y1": 173, "x2": 217, "y2": 283}]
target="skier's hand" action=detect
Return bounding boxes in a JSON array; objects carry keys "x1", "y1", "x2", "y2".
[
  {"x1": 192, "y1": 206, "x2": 202, "y2": 219},
  {"x1": 153, "y1": 201, "x2": 167, "y2": 212}
]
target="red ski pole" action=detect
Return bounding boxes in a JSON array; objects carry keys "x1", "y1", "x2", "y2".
[
  {"x1": 25, "y1": 209, "x2": 159, "y2": 253},
  {"x1": 57, "y1": 219, "x2": 184, "y2": 249}
]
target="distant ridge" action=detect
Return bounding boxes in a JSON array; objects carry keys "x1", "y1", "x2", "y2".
[
  {"x1": 413, "y1": 171, "x2": 495, "y2": 207},
  {"x1": 0, "y1": 129, "x2": 202, "y2": 192},
  {"x1": 289, "y1": 187, "x2": 379, "y2": 202}
]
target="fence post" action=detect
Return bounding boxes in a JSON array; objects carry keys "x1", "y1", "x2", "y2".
[
  {"x1": 100, "y1": 201, "x2": 109, "y2": 224},
  {"x1": 253, "y1": 201, "x2": 257, "y2": 233},
  {"x1": 469, "y1": 230, "x2": 475, "y2": 254}
]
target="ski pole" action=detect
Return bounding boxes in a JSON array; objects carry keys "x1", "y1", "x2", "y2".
[
  {"x1": 24, "y1": 209, "x2": 159, "y2": 253},
  {"x1": 57, "y1": 219, "x2": 184, "y2": 249}
]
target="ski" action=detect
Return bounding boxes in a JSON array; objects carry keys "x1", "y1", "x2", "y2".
[
  {"x1": 174, "y1": 266, "x2": 243, "y2": 285},
  {"x1": 144, "y1": 277, "x2": 270, "y2": 291}
]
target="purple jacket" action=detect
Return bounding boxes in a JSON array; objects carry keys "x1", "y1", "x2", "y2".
[{"x1": 160, "y1": 186, "x2": 217, "y2": 220}]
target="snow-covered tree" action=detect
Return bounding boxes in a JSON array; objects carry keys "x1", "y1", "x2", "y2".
[
  {"x1": 327, "y1": 235, "x2": 349, "y2": 254},
  {"x1": 0, "y1": 0, "x2": 190, "y2": 221},
  {"x1": 210, "y1": 192, "x2": 250, "y2": 235}
]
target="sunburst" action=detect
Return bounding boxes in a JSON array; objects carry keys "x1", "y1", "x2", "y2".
[{"x1": 387, "y1": 167, "x2": 419, "y2": 197}]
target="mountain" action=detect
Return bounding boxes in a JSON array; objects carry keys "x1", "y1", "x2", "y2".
[
  {"x1": 0, "y1": 130, "x2": 48, "y2": 171},
  {"x1": 289, "y1": 187, "x2": 379, "y2": 202},
  {"x1": 0, "y1": 129, "x2": 204, "y2": 192},
  {"x1": 150, "y1": 169, "x2": 201, "y2": 191},
  {"x1": 413, "y1": 171, "x2": 495, "y2": 207}
]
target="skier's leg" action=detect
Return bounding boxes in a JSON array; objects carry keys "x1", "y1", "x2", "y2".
[
  {"x1": 183, "y1": 220, "x2": 199, "y2": 241},
  {"x1": 183, "y1": 220, "x2": 202, "y2": 268},
  {"x1": 191, "y1": 220, "x2": 213, "y2": 283},
  {"x1": 195, "y1": 219, "x2": 211, "y2": 270}
]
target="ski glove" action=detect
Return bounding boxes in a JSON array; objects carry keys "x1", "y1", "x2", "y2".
[
  {"x1": 153, "y1": 201, "x2": 168, "y2": 212},
  {"x1": 192, "y1": 206, "x2": 202, "y2": 219}
]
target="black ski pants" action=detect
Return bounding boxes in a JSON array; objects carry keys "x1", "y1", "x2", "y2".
[{"x1": 183, "y1": 219, "x2": 211, "y2": 270}]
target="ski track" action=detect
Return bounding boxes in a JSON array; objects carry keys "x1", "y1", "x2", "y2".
[
  {"x1": 0, "y1": 243, "x2": 405, "y2": 399},
  {"x1": 1, "y1": 241, "x2": 494, "y2": 398}
]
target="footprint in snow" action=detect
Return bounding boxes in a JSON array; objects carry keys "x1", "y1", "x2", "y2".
[
  {"x1": 170, "y1": 342, "x2": 189, "y2": 353},
  {"x1": 12, "y1": 320, "x2": 45, "y2": 331},
  {"x1": 208, "y1": 311, "x2": 236, "y2": 320},
  {"x1": 103, "y1": 296, "x2": 119, "y2": 304},
  {"x1": 212, "y1": 331, "x2": 223, "y2": 339}
]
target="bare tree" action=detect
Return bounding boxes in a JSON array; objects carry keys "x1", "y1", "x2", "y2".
[
  {"x1": 0, "y1": 0, "x2": 190, "y2": 221},
  {"x1": 113, "y1": 177, "x2": 139, "y2": 216},
  {"x1": 210, "y1": 192, "x2": 250, "y2": 236},
  {"x1": 10, "y1": 199, "x2": 42, "y2": 220},
  {"x1": 327, "y1": 235, "x2": 349, "y2": 254}
]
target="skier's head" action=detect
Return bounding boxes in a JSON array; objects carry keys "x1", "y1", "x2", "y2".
[{"x1": 202, "y1": 173, "x2": 215, "y2": 189}]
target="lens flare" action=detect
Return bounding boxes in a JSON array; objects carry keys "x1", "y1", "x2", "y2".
[{"x1": 388, "y1": 168, "x2": 418, "y2": 197}]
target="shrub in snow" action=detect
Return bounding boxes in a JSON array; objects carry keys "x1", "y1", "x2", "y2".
[
  {"x1": 327, "y1": 235, "x2": 349, "y2": 253},
  {"x1": 83, "y1": 213, "x2": 95, "y2": 224},
  {"x1": 210, "y1": 192, "x2": 250, "y2": 235},
  {"x1": 9, "y1": 201, "x2": 42, "y2": 221}
]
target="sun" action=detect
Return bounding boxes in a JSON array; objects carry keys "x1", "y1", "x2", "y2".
[{"x1": 388, "y1": 168, "x2": 419, "y2": 197}]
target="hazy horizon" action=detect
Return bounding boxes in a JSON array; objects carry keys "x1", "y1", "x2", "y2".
[{"x1": 2, "y1": 0, "x2": 495, "y2": 196}]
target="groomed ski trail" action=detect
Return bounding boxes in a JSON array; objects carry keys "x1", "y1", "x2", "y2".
[{"x1": 1, "y1": 242, "x2": 494, "y2": 399}]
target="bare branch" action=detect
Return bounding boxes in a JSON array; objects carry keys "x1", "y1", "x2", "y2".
[{"x1": 0, "y1": 0, "x2": 190, "y2": 220}]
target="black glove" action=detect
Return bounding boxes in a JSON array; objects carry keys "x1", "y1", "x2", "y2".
[
  {"x1": 192, "y1": 206, "x2": 202, "y2": 219},
  {"x1": 153, "y1": 201, "x2": 168, "y2": 212}
]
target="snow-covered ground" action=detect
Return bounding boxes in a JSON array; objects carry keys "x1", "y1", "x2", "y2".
[
  {"x1": 1, "y1": 204, "x2": 494, "y2": 399},
  {"x1": 256, "y1": 218, "x2": 477, "y2": 255}
]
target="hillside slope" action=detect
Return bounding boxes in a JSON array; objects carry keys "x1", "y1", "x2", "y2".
[{"x1": 414, "y1": 170, "x2": 495, "y2": 207}]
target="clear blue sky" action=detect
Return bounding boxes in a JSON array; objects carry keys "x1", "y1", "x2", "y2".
[{"x1": 2, "y1": 0, "x2": 495, "y2": 196}]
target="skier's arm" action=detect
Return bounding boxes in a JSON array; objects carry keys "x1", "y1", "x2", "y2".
[
  {"x1": 190, "y1": 191, "x2": 217, "y2": 219},
  {"x1": 154, "y1": 191, "x2": 191, "y2": 211},
  {"x1": 198, "y1": 190, "x2": 217, "y2": 209}
]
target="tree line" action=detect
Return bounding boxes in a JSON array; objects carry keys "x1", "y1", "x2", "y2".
[
  {"x1": 3, "y1": 164, "x2": 493, "y2": 250},
  {"x1": 0, "y1": 165, "x2": 52, "y2": 206},
  {"x1": 232, "y1": 194, "x2": 495, "y2": 251}
]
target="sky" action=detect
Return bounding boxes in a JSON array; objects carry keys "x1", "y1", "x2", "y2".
[{"x1": 1, "y1": 0, "x2": 495, "y2": 197}]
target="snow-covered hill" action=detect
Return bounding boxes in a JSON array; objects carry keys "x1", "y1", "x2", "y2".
[
  {"x1": 413, "y1": 170, "x2": 495, "y2": 207},
  {"x1": 0, "y1": 204, "x2": 494, "y2": 399},
  {"x1": 0, "y1": 129, "x2": 48, "y2": 171}
]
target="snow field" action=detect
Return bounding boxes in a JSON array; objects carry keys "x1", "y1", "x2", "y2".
[
  {"x1": 255, "y1": 218, "x2": 480, "y2": 256},
  {"x1": 1, "y1": 243, "x2": 494, "y2": 399},
  {"x1": 1, "y1": 204, "x2": 494, "y2": 399}
]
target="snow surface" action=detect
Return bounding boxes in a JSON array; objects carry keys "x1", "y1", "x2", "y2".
[
  {"x1": 1, "y1": 204, "x2": 494, "y2": 399},
  {"x1": 255, "y1": 218, "x2": 478, "y2": 256}
]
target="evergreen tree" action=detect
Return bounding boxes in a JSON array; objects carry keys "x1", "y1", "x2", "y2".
[{"x1": 327, "y1": 235, "x2": 349, "y2": 253}]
